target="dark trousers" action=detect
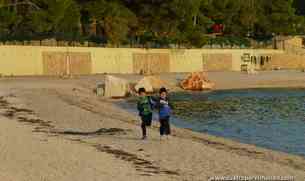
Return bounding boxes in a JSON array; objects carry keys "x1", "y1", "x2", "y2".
[
  {"x1": 141, "y1": 113, "x2": 152, "y2": 137},
  {"x1": 160, "y1": 116, "x2": 171, "y2": 136}
]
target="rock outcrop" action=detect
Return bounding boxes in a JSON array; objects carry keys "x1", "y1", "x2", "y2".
[
  {"x1": 104, "y1": 75, "x2": 129, "y2": 98},
  {"x1": 135, "y1": 76, "x2": 168, "y2": 93},
  {"x1": 180, "y1": 72, "x2": 214, "y2": 91}
]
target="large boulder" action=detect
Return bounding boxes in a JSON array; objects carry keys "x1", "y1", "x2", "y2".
[
  {"x1": 135, "y1": 76, "x2": 168, "y2": 93},
  {"x1": 180, "y1": 72, "x2": 215, "y2": 91},
  {"x1": 104, "y1": 75, "x2": 129, "y2": 98}
]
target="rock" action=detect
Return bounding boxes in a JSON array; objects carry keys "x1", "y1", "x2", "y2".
[
  {"x1": 104, "y1": 75, "x2": 129, "y2": 98},
  {"x1": 180, "y1": 72, "x2": 215, "y2": 91},
  {"x1": 247, "y1": 67, "x2": 258, "y2": 75},
  {"x1": 96, "y1": 83, "x2": 105, "y2": 96},
  {"x1": 135, "y1": 76, "x2": 168, "y2": 93},
  {"x1": 59, "y1": 74, "x2": 74, "y2": 79},
  {"x1": 41, "y1": 38, "x2": 57, "y2": 46},
  {"x1": 135, "y1": 77, "x2": 153, "y2": 93}
]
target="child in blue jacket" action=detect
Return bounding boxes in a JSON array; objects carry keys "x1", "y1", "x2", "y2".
[{"x1": 156, "y1": 87, "x2": 173, "y2": 139}]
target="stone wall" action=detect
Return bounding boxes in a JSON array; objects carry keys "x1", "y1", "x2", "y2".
[
  {"x1": 262, "y1": 54, "x2": 305, "y2": 70},
  {"x1": 285, "y1": 37, "x2": 303, "y2": 48},
  {"x1": 203, "y1": 53, "x2": 232, "y2": 71},
  {"x1": 0, "y1": 45, "x2": 286, "y2": 76},
  {"x1": 133, "y1": 53, "x2": 170, "y2": 74}
]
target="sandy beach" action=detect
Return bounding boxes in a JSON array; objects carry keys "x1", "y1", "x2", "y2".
[{"x1": 1, "y1": 71, "x2": 305, "y2": 181}]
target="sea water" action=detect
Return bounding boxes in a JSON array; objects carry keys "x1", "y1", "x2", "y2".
[{"x1": 171, "y1": 88, "x2": 305, "y2": 157}]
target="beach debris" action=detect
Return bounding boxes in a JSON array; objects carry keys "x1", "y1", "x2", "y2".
[
  {"x1": 104, "y1": 75, "x2": 129, "y2": 98},
  {"x1": 180, "y1": 72, "x2": 214, "y2": 91},
  {"x1": 135, "y1": 76, "x2": 168, "y2": 93},
  {"x1": 247, "y1": 68, "x2": 258, "y2": 75},
  {"x1": 59, "y1": 74, "x2": 74, "y2": 79},
  {"x1": 95, "y1": 145, "x2": 180, "y2": 176},
  {"x1": 96, "y1": 83, "x2": 105, "y2": 96},
  {"x1": 53, "y1": 128, "x2": 128, "y2": 136}
]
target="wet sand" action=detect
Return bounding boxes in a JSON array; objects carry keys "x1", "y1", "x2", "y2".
[{"x1": 0, "y1": 71, "x2": 305, "y2": 181}]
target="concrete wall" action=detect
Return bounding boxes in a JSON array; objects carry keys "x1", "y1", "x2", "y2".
[
  {"x1": 262, "y1": 53, "x2": 305, "y2": 70},
  {"x1": 203, "y1": 53, "x2": 232, "y2": 71},
  {"x1": 0, "y1": 46, "x2": 42, "y2": 75},
  {"x1": 284, "y1": 36, "x2": 303, "y2": 48},
  {"x1": 0, "y1": 45, "x2": 289, "y2": 76},
  {"x1": 169, "y1": 49, "x2": 203, "y2": 73}
]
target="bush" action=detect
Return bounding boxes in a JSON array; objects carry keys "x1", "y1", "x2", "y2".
[
  {"x1": 187, "y1": 30, "x2": 210, "y2": 48},
  {"x1": 208, "y1": 36, "x2": 251, "y2": 47}
]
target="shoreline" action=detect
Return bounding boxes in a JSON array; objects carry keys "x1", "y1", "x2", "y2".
[
  {"x1": 111, "y1": 93, "x2": 305, "y2": 174},
  {"x1": 112, "y1": 97, "x2": 305, "y2": 170},
  {"x1": 1, "y1": 71, "x2": 305, "y2": 180}
]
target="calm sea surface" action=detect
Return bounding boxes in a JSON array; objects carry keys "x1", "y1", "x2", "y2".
[{"x1": 171, "y1": 88, "x2": 305, "y2": 157}]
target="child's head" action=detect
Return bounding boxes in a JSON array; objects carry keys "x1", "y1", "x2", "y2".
[
  {"x1": 159, "y1": 87, "x2": 167, "y2": 99},
  {"x1": 138, "y1": 87, "x2": 146, "y2": 96}
]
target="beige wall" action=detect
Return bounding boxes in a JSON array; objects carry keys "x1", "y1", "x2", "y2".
[
  {"x1": 201, "y1": 49, "x2": 284, "y2": 71},
  {"x1": 0, "y1": 46, "x2": 42, "y2": 75},
  {"x1": 262, "y1": 53, "x2": 305, "y2": 70},
  {"x1": 285, "y1": 37, "x2": 303, "y2": 48},
  {"x1": 0, "y1": 46, "x2": 135, "y2": 75},
  {"x1": 169, "y1": 49, "x2": 203, "y2": 73},
  {"x1": 203, "y1": 53, "x2": 232, "y2": 71},
  {"x1": 0, "y1": 46, "x2": 288, "y2": 76},
  {"x1": 91, "y1": 48, "x2": 133, "y2": 74}
]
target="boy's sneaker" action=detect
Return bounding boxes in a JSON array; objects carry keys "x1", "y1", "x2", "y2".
[
  {"x1": 166, "y1": 135, "x2": 172, "y2": 140},
  {"x1": 160, "y1": 135, "x2": 165, "y2": 141},
  {"x1": 142, "y1": 136, "x2": 147, "y2": 140}
]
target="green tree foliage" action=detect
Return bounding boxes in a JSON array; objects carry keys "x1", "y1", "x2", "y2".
[
  {"x1": 29, "y1": 0, "x2": 81, "y2": 39},
  {"x1": 256, "y1": 0, "x2": 304, "y2": 36},
  {"x1": 0, "y1": 7, "x2": 20, "y2": 37},
  {"x1": 86, "y1": 0, "x2": 137, "y2": 45},
  {"x1": 170, "y1": 0, "x2": 213, "y2": 45},
  {"x1": 0, "y1": 0, "x2": 303, "y2": 45}
]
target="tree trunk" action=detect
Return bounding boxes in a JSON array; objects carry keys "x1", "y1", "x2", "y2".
[
  {"x1": 193, "y1": 15, "x2": 197, "y2": 27},
  {"x1": 13, "y1": 0, "x2": 17, "y2": 12},
  {"x1": 90, "y1": 18, "x2": 97, "y2": 36}
]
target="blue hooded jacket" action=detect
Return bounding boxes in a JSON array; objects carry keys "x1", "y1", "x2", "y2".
[{"x1": 156, "y1": 97, "x2": 172, "y2": 119}]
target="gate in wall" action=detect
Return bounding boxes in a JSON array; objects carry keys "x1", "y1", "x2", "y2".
[
  {"x1": 42, "y1": 52, "x2": 92, "y2": 75},
  {"x1": 133, "y1": 53, "x2": 170, "y2": 74}
]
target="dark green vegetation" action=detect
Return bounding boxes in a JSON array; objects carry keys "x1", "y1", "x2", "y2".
[
  {"x1": 0, "y1": 0, "x2": 304, "y2": 47},
  {"x1": 294, "y1": 0, "x2": 305, "y2": 15}
]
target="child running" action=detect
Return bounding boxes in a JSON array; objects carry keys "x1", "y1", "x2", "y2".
[
  {"x1": 156, "y1": 87, "x2": 173, "y2": 140},
  {"x1": 137, "y1": 88, "x2": 154, "y2": 140}
]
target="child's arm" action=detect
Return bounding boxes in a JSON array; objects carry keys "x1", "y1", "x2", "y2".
[
  {"x1": 155, "y1": 98, "x2": 164, "y2": 109},
  {"x1": 149, "y1": 96, "x2": 157, "y2": 109},
  {"x1": 168, "y1": 98, "x2": 174, "y2": 110},
  {"x1": 137, "y1": 101, "x2": 143, "y2": 115}
]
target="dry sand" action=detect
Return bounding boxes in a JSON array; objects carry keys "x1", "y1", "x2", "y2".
[{"x1": 1, "y1": 71, "x2": 305, "y2": 181}]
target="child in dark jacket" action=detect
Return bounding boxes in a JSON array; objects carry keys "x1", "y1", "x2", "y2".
[
  {"x1": 137, "y1": 88, "x2": 154, "y2": 140},
  {"x1": 156, "y1": 87, "x2": 173, "y2": 140}
]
